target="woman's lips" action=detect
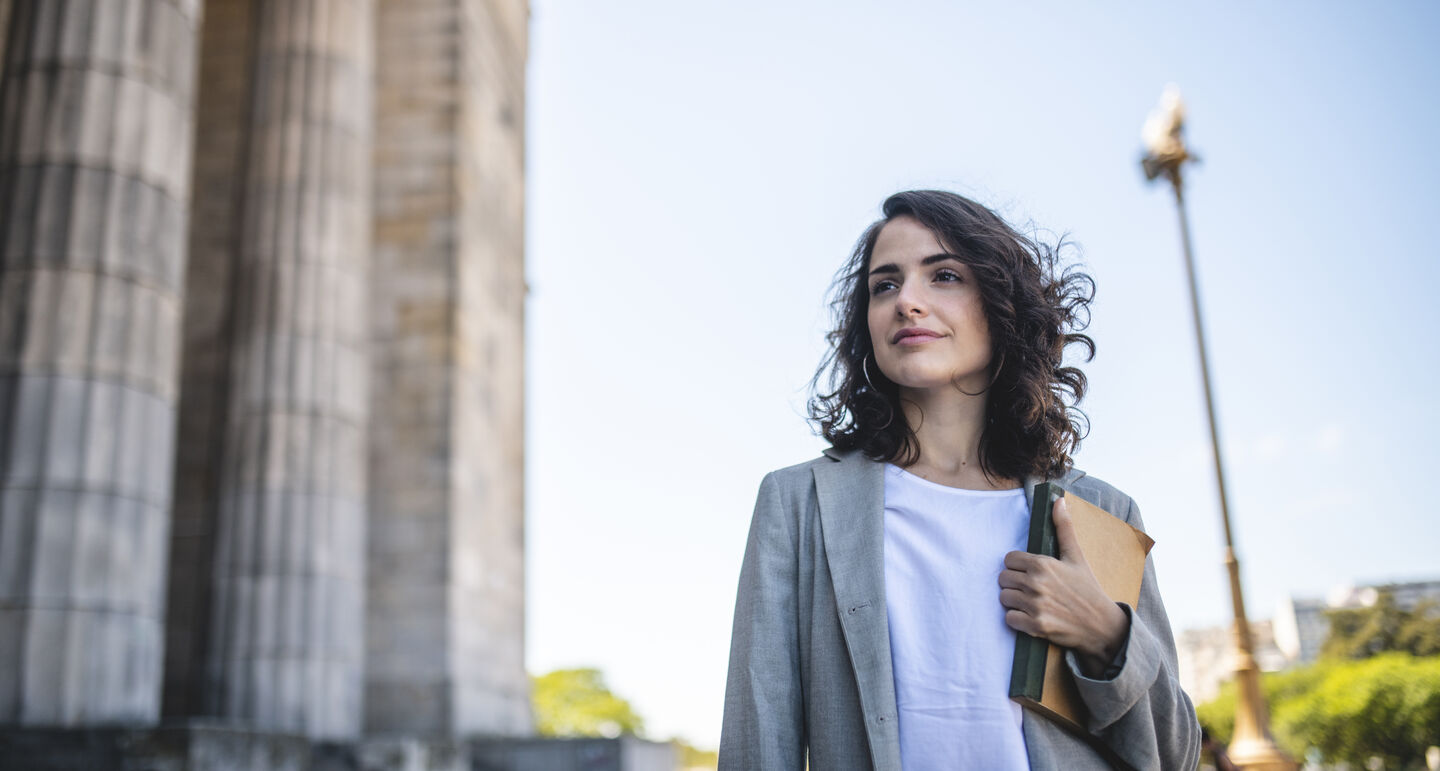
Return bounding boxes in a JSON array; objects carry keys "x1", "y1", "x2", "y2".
[{"x1": 892, "y1": 328, "x2": 942, "y2": 345}]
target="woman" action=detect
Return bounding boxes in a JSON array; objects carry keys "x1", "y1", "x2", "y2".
[{"x1": 719, "y1": 190, "x2": 1199, "y2": 770}]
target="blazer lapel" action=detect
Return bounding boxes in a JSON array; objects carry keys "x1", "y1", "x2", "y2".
[{"x1": 813, "y1": 449, "x2": 900, "y2": 768}]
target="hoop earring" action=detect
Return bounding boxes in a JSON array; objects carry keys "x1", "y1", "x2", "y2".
[
  {"x1": 956, "y1": 350, "x2": 1007, "y2": 397},
  {"x1": 861, "y1": 353, "x2": 895, "y2": 430},
  {"x1": 862, "y1": 353, "x2": 879, "y2": 392}
]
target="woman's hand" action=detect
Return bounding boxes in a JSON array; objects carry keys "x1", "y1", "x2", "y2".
[{"x1": 998, "y1": 497, "x2": 1131, "y2": 678}]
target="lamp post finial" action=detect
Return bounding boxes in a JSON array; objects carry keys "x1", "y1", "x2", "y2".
[{"x1": 1141, "y1": 84, "x2": 1192, "y2": 183}]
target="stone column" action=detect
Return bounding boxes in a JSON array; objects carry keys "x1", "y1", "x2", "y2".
[
  {"x1": 0, "y1": 0, "x2": 201, "y2": 725},
  {"x1": 203, "y1": 0, "x2": 372, "y2": 740},
  {"x1": 367, "y1": 0, "x2": 530, "y2": 738}
]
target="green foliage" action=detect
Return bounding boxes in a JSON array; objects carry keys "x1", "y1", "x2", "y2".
[
  {"x1": 1284, "y1": 653, "x2": 1440, "y2": 768},
  {"x1": 1322, "y1": 593, "x2": 1440, "y2": 660},
  {"x1": 672, "y1": 738, "x2": 718, "y2": 770},
  {"x1": 1201, "y1": 594, "x2": 1440, "y2": 766},
  {"x1": 531, "y1": 668, "x2": 646, "y2": 738},
  {"x1": 1400, "y1": 600, "x2": 1440, "y2": 656},
  {"x1": 1195, "y1": 664, "x2": 1326, "y2": 758},
  {"x1": 1197, "y1": 654, "x2": 1440, "y2": 768}
]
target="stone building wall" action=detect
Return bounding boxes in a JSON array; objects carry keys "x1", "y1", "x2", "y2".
[
  {"x1": 0, "y1": 0, "x2": 531, "y2": 755},
  {"x1": 0, "y1": 2, "x2": 10, "y2": 68},
  {"x1": 367, "y1": 0, "x2": 468, "y2": 736},
  {"x1": 448, "y1": 0, "x2": 530, "y2": 736},
  {"x1": 367, "y1": 0, "x2": 530, "y2": 738},
  {"x1": 164, "y1": 0, "x2": 258, "y2": 723}
]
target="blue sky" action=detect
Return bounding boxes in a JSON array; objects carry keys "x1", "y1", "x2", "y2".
[{"x1": 523, "y1": 0, "x2": 1440, "y2": 748}]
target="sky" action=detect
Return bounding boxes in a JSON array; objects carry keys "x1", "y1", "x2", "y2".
[{"x1": 522, "y1": 0, "x2": 1440, "y2": 750}]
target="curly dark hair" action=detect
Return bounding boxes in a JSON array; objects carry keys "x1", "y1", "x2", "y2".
[{"x1": 808, "y1": 190, "x2": 1096, "y2": 482}]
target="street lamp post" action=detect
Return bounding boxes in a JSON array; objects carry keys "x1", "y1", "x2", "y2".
[{"x1": 1140, "y1": 86, "x2": 1298, "y2": 771}]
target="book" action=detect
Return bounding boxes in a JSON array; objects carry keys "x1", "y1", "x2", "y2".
[{"x1": 1008, "y1": 482, "x2": 1156, "y2": 738}]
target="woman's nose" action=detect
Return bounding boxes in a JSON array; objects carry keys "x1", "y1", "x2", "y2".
[{"x1": 894, "y1": 283, "x2": 926, "y2": 318}]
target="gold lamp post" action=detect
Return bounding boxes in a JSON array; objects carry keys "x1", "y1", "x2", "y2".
[{"x1": 1140, "y1": 85, "x2": 1297, "y2": 771}]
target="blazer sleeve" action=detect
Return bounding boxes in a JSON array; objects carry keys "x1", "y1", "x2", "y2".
[
  {"x1": 719, "y1": 472, "x2": 806, "y2": 770},
  {"x1": 1062, "y1": 494, "x2": 1202, "y2": 771}
]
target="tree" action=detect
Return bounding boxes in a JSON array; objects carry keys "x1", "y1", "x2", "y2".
[
  {"x1": 1322, "y1": 592, "x2": 1440, "y2": 660},
  {"x1": 1399, "y1": 599, "x2": 1440, "y2": 655},
  {"x1": 1201, "y1": 591, "x2": 1440, "y2": 766},
  {"x1": 1195, "y1": 662, "x2": 1327, "y2": 758},
  {"x1": 672, "y1": 738, "x2": 719, "y2": 770},
  {"x1": 1197, "y1": 654, "x2": 1440, "y2": 768},
  {"x1": 531, "y1": 668, "x2": 646, "y2": 738},
  {"x1": 1281, "y1": 653, "x2": 1440, "y2": 768}
]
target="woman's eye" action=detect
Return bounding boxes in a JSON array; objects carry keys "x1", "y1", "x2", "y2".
[
  {"x1": 870, "y1": 280, "x2": 898, "y2": 296},
  {"x1": 935, "y1": 269, "x2": 963, "y2": 283}
]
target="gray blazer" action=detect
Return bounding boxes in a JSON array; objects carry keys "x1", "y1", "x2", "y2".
[{"x1": 720, "y1": 448, "x2": 1200, "y2": 770}]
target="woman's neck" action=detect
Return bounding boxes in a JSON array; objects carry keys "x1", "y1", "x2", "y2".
[{"x1": 898, "y1": 386, "x2": 1019, "y2": 491}]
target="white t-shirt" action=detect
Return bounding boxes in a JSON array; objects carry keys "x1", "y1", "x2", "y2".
[{"x1": 883, "y1": 463, "x2": 1031, "y2": 770}]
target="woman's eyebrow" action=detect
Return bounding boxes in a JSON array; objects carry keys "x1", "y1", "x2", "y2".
[{"x1": 868, "y1": 253, "x2": 963, "y2": 276}]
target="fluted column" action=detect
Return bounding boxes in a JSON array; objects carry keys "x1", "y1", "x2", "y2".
[
  {"x1": 204, "y1": 0, "x2": 372, "y2": 739},
  {"x1": 0, "y1": 0, "x2": 201, "y2": 725}
]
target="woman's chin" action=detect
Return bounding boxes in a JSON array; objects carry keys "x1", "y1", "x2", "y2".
[{"x1": 896, "y1": 379, "x2": 985, "y2": 398}]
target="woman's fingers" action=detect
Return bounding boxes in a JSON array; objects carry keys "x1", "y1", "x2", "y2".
[
  {"x1": 997, "y1": 538, "x2": 1129, "y2": 661},
  {"x1": 1001, "y1": 584, "x2": 1062, "y2": 637},
  {"x1": 1003, "y1": 550, "x2": 1043, "y2": 571},
  {"x1": 999, "y1": 587, "x2": 1032, "y2": 613},
  {"x1": 1051, "y1": 498, "x2": 1092, "y2": 570},
  {"x1": 997, "y1": 567, "x2": 1032, "y2": 590},
  {"x1": 1005, "y1": 609, "x2": 1038, "y2": 636}
]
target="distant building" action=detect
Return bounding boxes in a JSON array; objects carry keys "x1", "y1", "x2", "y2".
[
  {"x1": 1177, "y1": 620, "x2": 1288, "y2": 704},
  {"x1": 1330, "y1": 579, "x2": 1440, "y2": 613},
  {"x1": 1272, "y1": 596, "x2": 1329, "y2": 665},
  {"x1": 1179, "y1": 578, "x2": 1440, "y2": 704},
  {"x1": 1274, "y1": 579, "x2": 1440, "y2": 666}
]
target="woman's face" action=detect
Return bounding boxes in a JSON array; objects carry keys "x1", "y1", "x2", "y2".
[{"x1": 865, "y1": 216, "x2": 993, "y2": 397}]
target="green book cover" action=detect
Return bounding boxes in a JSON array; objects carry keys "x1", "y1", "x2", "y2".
[
  {"x1": 1004, "y1": 482, "x2": 1153, "y2": 770},
  {"x1": 1007, "y1": 482, "x2": 1062, "y2": 702}
]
